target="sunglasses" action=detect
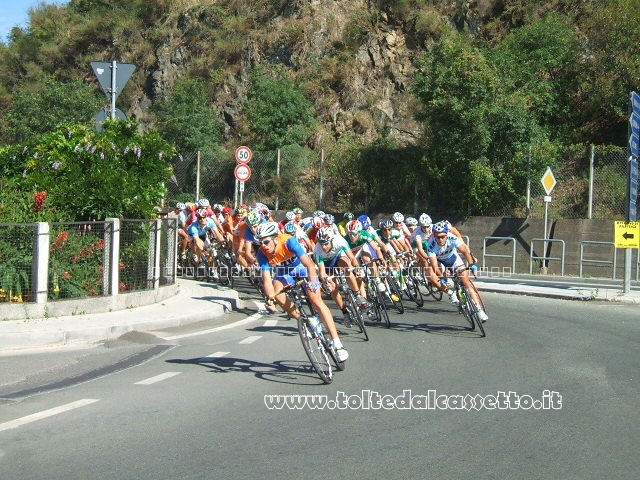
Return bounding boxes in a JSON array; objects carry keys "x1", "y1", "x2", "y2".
[
  {"x1": 320, "y1": 240, "x2": 331, "y2": 246},
  {"x1": 435, "y1": 234, "x2": 447, "y2": 240},
  {"x1": 260, "y1": 238, "x2": 274, "y2": 246},
  {"x1": 347, "y1": 232, "x2": 358, "y2": 236},
  {"x1": 382, "y1": 227, "x2": 391, "y2": 231}
]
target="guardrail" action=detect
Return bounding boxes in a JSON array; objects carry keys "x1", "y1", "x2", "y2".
[
  {"x1": 530, "y1": 238, "x2": 566, "y2": 276},
  {"x1": 579, "y1": 241, "x2": 617, "y2": 279},
  {"x1": 482, "y1": 237, "x2": 516, "y2": 272}
]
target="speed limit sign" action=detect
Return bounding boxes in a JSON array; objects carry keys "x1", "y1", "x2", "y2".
[{"x1": 235, "y1": 146, "x2": 252, "y2": 164}]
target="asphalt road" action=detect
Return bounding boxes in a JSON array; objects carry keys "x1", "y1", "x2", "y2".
[{"x1": 0, "y1": 287, "x2": 638, "y2": 480}]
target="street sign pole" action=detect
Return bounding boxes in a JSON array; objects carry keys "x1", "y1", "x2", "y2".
[
  {"x1": 540, "y1": 167, "x2": 557, "y2": 273},
  {"x1": 110, "y1": 60, "x2": 117, "y2": 119}
]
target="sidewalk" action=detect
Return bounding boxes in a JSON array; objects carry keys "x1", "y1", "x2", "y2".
[
  {"x1": 0, "y1": 278, "x2": 252, "y2": 354},
  {"x1": 0, "y1": 274, "x2": 637, "y2": 354}
]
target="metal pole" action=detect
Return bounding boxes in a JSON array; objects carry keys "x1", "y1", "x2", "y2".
[
  {"x1": 588, "y1": 144, "x2": 594, "y2": 219},
  {"x1": 526, "y1": 146, "x2": 531, "y2": 216},
  {"x1": 319, "y1": 149, "x2": 324, "y2": 210},
  {"x1": 275, "y1": 149, "x2": 281, "y2": 211},
  {"x1": 196, "y1": 151, "x2": 201, "y2": 201},
  {"x1": 543, "y1": 201, "x2": 549, "y2": 273},
  {"x1": 110, "y1": 60, "x2": 117, "y2": 120},
  {"x1": 234, "y1": 179, "x2": 238, "y2": 209}
]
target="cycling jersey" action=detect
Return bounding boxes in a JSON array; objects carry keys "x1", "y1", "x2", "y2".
[
  {"x1": 426, "y1": 233, "x2": 464, "y2": 267},
  {"x1": 257, "y1": 234, "x2": 309, "y2": 285},
  {"x1": 314, "y1": 235, "x2": 349, "y2": 265},
  {"x1": 187, "y1": 218, "x2": 219, "y2": 238}
]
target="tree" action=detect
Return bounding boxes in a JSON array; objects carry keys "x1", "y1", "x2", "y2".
[
  {"x1": 0, "y1": 119, "x2": 175, "y2": 220},
  {"x1": 0, "y1": 75, "x2": 103, "y2": 144},
  {"x1": 152, "y1": 78, "x2": 224, "y2": 154},
  {"x1": 244, "y1": 66, "x2": 315, "y2": 150},
  {"x1": 412, "y1": 29, "x2": 546, "y2": 215}
]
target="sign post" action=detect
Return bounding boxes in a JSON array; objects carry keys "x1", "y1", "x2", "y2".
[
  {"x1": 91, "y1": 60, "x2": 135, "y2": 129},
  {"x1": 233, "y1": 146, "x2": 253, "y2": 207},
  {"x1": 540, "y1": 167, "x2": 557, "y2": 273}
]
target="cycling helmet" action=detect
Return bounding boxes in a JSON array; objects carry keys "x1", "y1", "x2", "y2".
[
  {"x1": 316, "y1": 226, "x2": 335, "y2": 244},
  {"x1": 246, "y1": 209, "x2": 261, "y2": 226},
  {"x1": 312, "y1": 216, "x2": 324, "y2": 229},
  {"x1": 418, "y1": 213, "x2": 432, "y2": 227},
  {"x1": 381, "y1": 219, "x2": 393, "y2": 229},
  {"x1": 235, "y1": 206, "x2": 246, "y2": 216},
  {"x1": 196, "y1": 208, "x2": 207, "y2": 218},
  {"x1": 343, "y1": 211, "x2": 354, "y2": 221},
  {"x1": 357, "y1": 215, "x2": 371, "y2": 229},
  {"x1": 377, "y1": 219, "x2": 386, "y2": 229},
  {"x1": 213, "y1": 203, "x2": 223, "y2": 213},
  {"x1": 255, "y1": 222, "x2": 280, "y2": 240},
  {"x1": 405, "y1": 217, "x2": 418, "y2": 227},
  {"x1": 432, "y1": 221, "x2": 450, "y2": 233},
  {"x1": 222, "y1": 206, "x2": 233, "y2": 215},
  {"x1": 285, "y1": 211, "x2": 295, "y2": 222},
  {"x1": 313, "y1": 210, "x2": 325, "y2": 218},
  {"x1": 284, "y1": 221, "x2": 297, "y2": 235},
  {"x1": 323, "y1": 214, "x2": 335, "y2": 225},
  {"x1": 197, "y1": 198, "x2": 210, "y2": 208},
  {"x1": 346, "y1": 220, "x2": 363, "y2": 233},
  {"x1": 292, "y1": 207, "x2": 303, "y2": 214},
  {"x1": 392, "y1": 212, "x2": 404, "y2": 223},
  {"x1": 175, "y1": 202, "x2": 185, "y2": 210}
]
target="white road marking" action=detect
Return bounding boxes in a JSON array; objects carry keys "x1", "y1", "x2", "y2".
[
  {"x1": 161, "y1": 313, "x2": 264, "y2": 340},
  {"x1": 0, "y1": 399, "x2": 99, "y2": 432},
  {"x1": 203, "y1": 351, "x2": 230, "y2": 358},
  {"x1": 263, "y1": 319, "x2": 278, "y2": 327},
  {"x1": 239, "y1": 335, "x2": 261, "y2": 345},
  {"x1": 134, "y1": 372, "x2": 181, "y2": 385}
]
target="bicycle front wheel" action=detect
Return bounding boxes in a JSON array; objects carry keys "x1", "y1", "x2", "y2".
[
  {"x1": 345, "y1": 289, "x2": 369, "y2": 341},
  {"x1": 405, "y1": 272, "x2": 424, "y2": 307},
  {"x1": 298, "y1": 317, "x2": 333, "y2": 383},
  {"x1": 466, "y1": 282, "x2": 486, "y2": 337}
]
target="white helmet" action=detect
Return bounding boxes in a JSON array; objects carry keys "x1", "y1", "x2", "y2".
[
  {"x1": 419, "y1": 213, "x2": 432, "y2": 227},
  {"x1": 392, "y1": 212, "x2": 404, "y2": 223},
  {"x1": 255, "y1": 222, "x2": 279, "y2": 239},
  {"x1": 405, "y1": 217, "x2": 418, "y2": 227}
]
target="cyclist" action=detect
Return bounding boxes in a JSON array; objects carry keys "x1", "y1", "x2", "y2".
[
  {"x1": 292, "y1": 207, "x2": 304, "y2": 228},
  {"x1": 174, "y1": 202, "x2": 191, "y2": 260},
  {"x1": 255, "y1": 222, "x2": 349, "y2": 361},
  {"x1": 426, "y1": 221, "x2": 488, "y2": 322},
  {"x1": 279, "y1": 211, "x2": 296, "y2": 232},
  {"x1": 314, "y1": 226, "x2": 369, "y2": 318},
  {"x1": 187, "y1": 207, "x2": 225, "y2": 266},
  {"x1": 284, "y1": 221, "x2": 315, "y2": 253},
  {"x1": 412, "y1": 213, "x2": 433, "y2": 268},
  {"x1": 392, "y1": 212, "x2": 411, "y2": 238},
  {"x1": 337, "y1": 212, "x2": 354, "y2": 237},
  {"x1": 345, "y1": 219, "x2": 387, "y2": 296}
]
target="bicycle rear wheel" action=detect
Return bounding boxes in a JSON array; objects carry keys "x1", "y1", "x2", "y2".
[
  {"x1": 405, "y1": 271, "x2": 424, "y2": 307},
  {"x1": 375, "y1": 289, "x2": 392, "y2": 328},
  {"x1": 298, "y1": 316, "x2": 333, "y2": 383},
  {"x1": 345, "y1": 289, "x2": 369, "y2": 341},
  {"x1": 385, "y1": 274, "x2": 405, "y2": 314}
]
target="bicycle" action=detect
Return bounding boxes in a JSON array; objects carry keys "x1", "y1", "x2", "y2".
[
  {"x1": 449, "y1": 266, "x2": 487, "y2": 337},
  {"x1": 395, "y1": 251, "x2": 424, "y2": 308},
  {"x1": 282, "y1": 279, "x2": 346, "y2": 383},
  {"x1": 325, "y1": 267, "x2": 369, "y2": 341},
  {"x1": 361, "y1": 259, "x2": 391, "y2": 328},
  {"x1": 379, "y1": 255, "x2": 405, "y2": 314}
]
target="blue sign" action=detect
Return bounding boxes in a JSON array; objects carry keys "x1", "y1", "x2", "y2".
[
  {"x1": 630, "y1": 133, "x2": 640, "y2": 157},
  {"x1": 633, "y1": 91, "x2": 640, "y2": 115},
  {"x1": 630, "y1": 158, "x2": 638, "y2": 221},
  {"x1": 631, "y1": 112, "x2": 640, "y2": 137}
]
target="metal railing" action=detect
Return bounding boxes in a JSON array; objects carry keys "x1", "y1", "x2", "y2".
[
  {"x1": 482, "y1": 237, "x2": 517, "y2": 273},
  {"x1": 579, "y1": 241, "x2": 617, "y2": 279},
  {"x1": 530, "y1": 239, "x2": 566, "y2": 276}
]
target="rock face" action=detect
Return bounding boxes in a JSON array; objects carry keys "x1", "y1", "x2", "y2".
[{"x1": 142, "y1": 0, "x2": 504, "y2": 146}]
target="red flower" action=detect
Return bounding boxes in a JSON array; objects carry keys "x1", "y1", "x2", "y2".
[{"x1": 33, "y1": 191, "x2": 47, "y2": 213}]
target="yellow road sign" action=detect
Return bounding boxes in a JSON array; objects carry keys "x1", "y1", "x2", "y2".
[
  {"x1": 541, "y1": 167, "x2": 557, "y2": 195},
  {"x1": 615, "y1": 221, "x2": 640, "y2": 248}
]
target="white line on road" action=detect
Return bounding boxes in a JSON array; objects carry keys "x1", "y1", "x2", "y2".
[
  {"x1": 263, "y1": 319, "x2": 278, "y2": 327},
  {"x1": 134, "y1": 372, "x2": 181, "y2": 385},
  {"x1": 239, "y1": 335, "x2": 262, "y2": 344},
  {"x1": 0, "y1": 399, "x2": 100, "y2": 432},
  {"x1": 203, "y1": 351, "x2": 230, "y2": 358},
  {"x1": 161, "y1": 313, "x2": 264, "y2": 340}
]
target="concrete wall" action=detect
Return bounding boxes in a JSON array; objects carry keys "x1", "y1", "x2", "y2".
[{"x1": 458, "y1": 217, "x2": 638, "y2": 279}]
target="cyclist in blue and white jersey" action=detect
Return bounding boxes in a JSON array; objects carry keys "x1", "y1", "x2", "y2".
[
  {"x1": 283, "y1": 221, "x2": 314, "y2": 253},
  {"x1": 412, "y1": 213, "x2": 433, "y2": 266},
  {"x1": 426, "y1": 221, "x2": 488, "y2": 322}
]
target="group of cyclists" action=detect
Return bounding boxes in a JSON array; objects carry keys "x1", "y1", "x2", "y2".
[{"x1": 172, "y1": 201, "x2": 489, "y2": 364}]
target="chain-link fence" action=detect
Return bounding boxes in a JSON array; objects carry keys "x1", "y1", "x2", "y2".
[
  {"x1": 166, "y1": 145, "x2": 632, "y2": 220},
  {"x1": 0, "y1": 223, "x2": 35, "y2": 303},
  {"x1": 166, "y1": 147, "x2": 322, "y2": 211}
]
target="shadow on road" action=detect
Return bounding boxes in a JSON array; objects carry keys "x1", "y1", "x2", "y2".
[{"x1": 166, "y1": 356, "x2": 334, "y2": 386}]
